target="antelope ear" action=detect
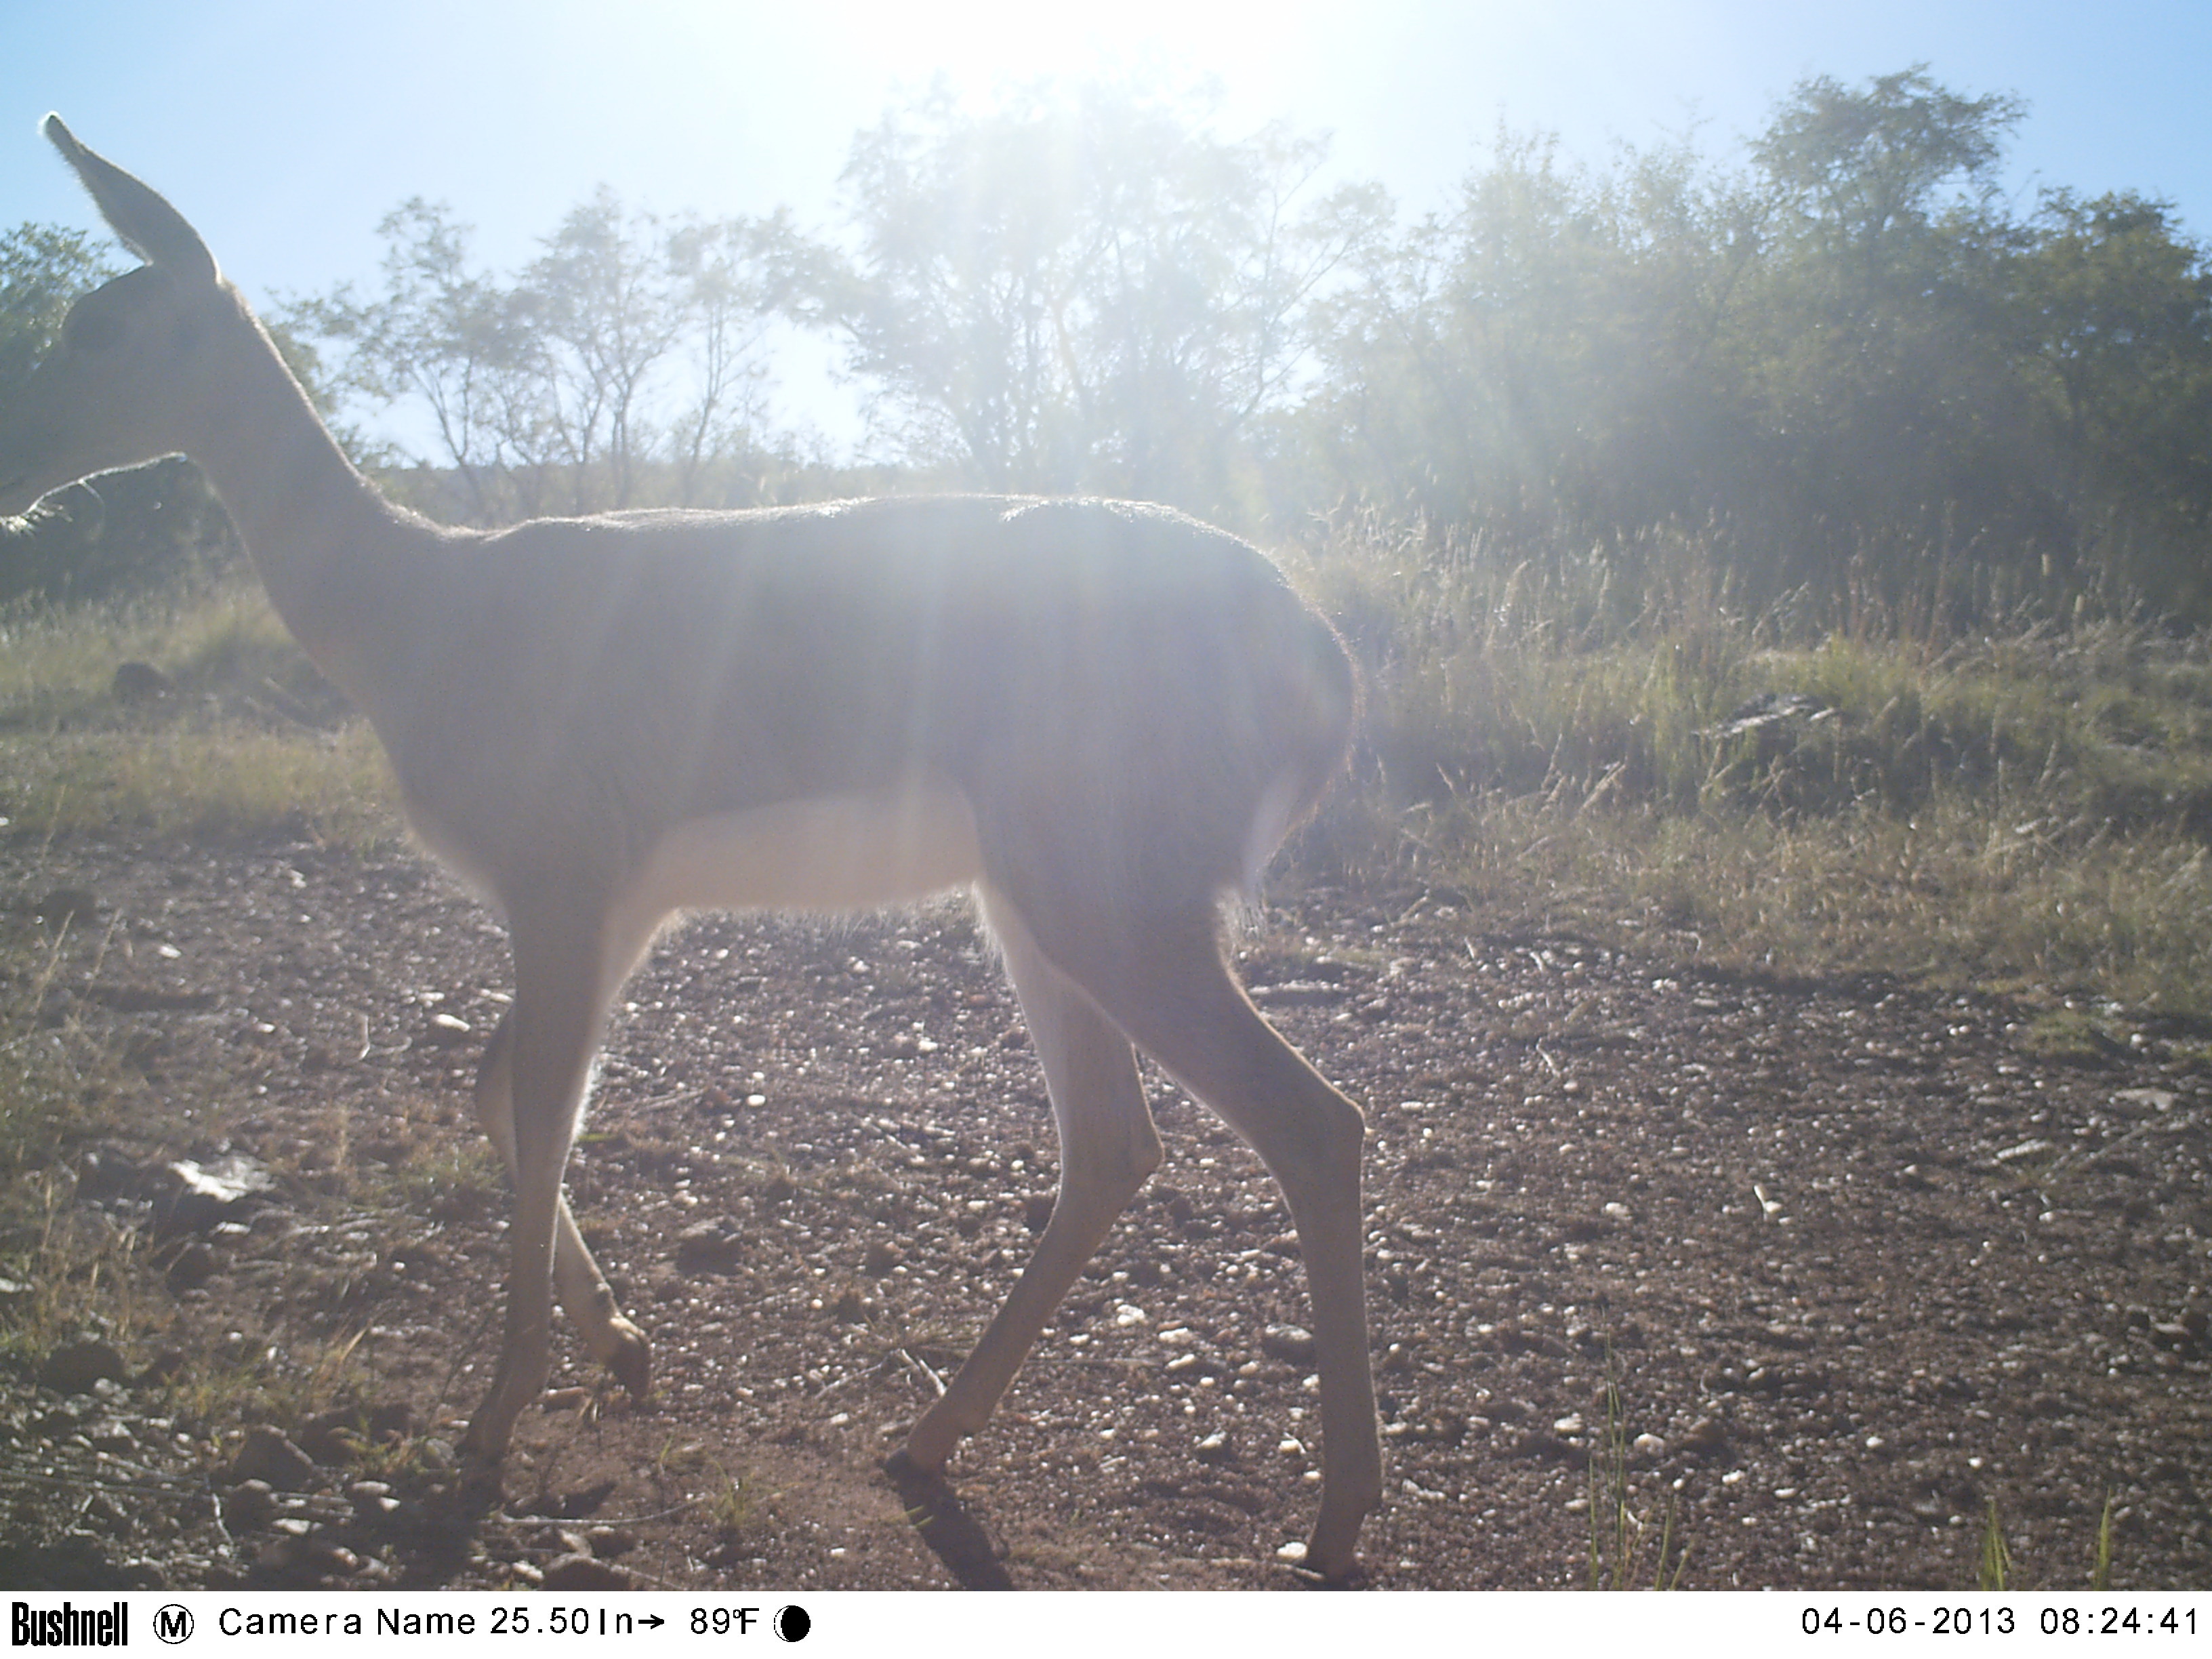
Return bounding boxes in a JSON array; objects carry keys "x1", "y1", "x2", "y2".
[{"x1": 43, "y1": 115, "x2": 220, "y2": 284}]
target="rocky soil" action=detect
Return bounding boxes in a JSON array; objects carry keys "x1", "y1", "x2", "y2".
[{"x1": 2, "y1": 836, "x2": 2207, "y2": 1591}]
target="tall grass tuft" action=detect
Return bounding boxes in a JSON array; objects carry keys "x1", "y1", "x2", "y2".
[{"x1": 1584, "y1": 1359, "x2": 1692, "y2": 1591}]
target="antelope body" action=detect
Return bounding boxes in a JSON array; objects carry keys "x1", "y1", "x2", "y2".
[{"x1": 0, "y1": 119, "x2": 1383, "y2": 1578}]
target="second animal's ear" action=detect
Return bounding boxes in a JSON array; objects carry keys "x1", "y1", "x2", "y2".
[{"x1": 43, "y1": 115, "x2": 220, "y2": 284}]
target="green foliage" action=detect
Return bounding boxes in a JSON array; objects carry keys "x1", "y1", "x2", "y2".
[
  {"x1": 0, "y1": 457, "x2": 241, "y2": 607},
  {"x1": 0, "y1": 222, "x2": 117, "y2": 395},
  {"x1": 188, "y1": 64, "x2": 2208, "y2": 623},
  {"x1": 1296, "y1": 65, "x2": 2212, "y2": 626},
  {"x1": 1, "y1": 224, "x2": 245, "y2": 605},
  {"x1": 9, "y1": 67, "x2": 2211, "y2": 622},
  {"x1": 1585, "y1": 1360, "x2": 1692, "y2": 1591},
  {"x1": 1751, "y1": 65, "x2": 2023, "y2": 248},
  {"x1": 1978, "y1": 1496, "x2": 2013, "y2": 1590}
]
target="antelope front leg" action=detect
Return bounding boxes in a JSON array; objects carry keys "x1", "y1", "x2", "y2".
[
  {"x1": 476, "y1": 1007, "x2": 650, "y2": 1401},
  {"x1": 459, "y1": 912, "x2": 619, "y2": 1465}
]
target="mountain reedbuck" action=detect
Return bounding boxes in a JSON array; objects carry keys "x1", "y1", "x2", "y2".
[{"x1": 0, "y1": 119, "x2": 1382, "y2": 1578}]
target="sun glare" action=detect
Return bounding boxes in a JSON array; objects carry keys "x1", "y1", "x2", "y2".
[{"x1": 793, "y1": 0, "x2": 1314, "y2": 104}]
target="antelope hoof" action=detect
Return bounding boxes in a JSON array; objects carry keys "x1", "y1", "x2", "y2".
[
  {"x1": 880, "y1": 1446, "x2": 930, "y2": 1483},
  {"x1": 607, "y1": 1321, "x2": 651, "y2": 1404},
  {"x1": 1300, "y1": 1510, "x2": 1367, "y2": 1584},
  {"x1": 454, "y1": 1430, "x2": 508, "y2": 1499},
  {"x1": 455, "y1": 1395, "x2": 518, "y2": 1473},
  {"x1": 899, "y1": 1399, "x2": 973, "y2": 1474}
]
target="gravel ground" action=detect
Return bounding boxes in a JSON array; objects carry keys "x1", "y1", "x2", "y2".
[{"x1": 2, "y1": 837, "x2": 2207, "y2": 1591}]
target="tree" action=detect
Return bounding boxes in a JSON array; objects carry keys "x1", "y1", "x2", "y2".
[
  {"x1": 665, "y1": 213, "x2": 792, "y2": 506},
  {"x1": 1293, "y1": 67, "x2": 2163, "y2": 623},
  {"x1": 1750, "y1": 66, "x2": 2024, "y2": 265},
  {"x1": 1298, "y1": 125, "x2": 1763, "y2": 564},
  {"x1": 2015, "y1": 190, "x2": 2212, "y2": 606},
  {"x1": 0, "y1": 222, "x2": 116, "y2": 394},
  {"x1": 819, "y1": 80, "x2": 1388, "y2": 523},
  {"x1": 301, "y1": 199, "x2": 531, "y2": 520},
  {"x1": 312, "y1": 196, "x2": 792, "y2": 521},
  {"x1": 518, "y1": 190, "x2": 690, "y2": 512},
  {"x1": 1734, "y1": 68, "x2": 2039, "y2": 569}
]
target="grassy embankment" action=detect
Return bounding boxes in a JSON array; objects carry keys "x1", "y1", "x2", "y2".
[{"x1": 1296, "y1": 518, "x2": 2212, "y2": 1043}]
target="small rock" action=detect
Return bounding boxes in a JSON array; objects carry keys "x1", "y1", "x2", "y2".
[
  {"x1": 298, "y1": 1411, "x2": 368, "y2": 1466},
  {"x1": 166, "y1": 1241, "x2": 221, "y2": 1289},
  {"x1": 1194, "y1": 1431, "x2": 1236, "y2": 1466},
  {"x1": 228, "y1": 1425, "x2": 315, "y2": 1490},
  {"x1": 417, "y1": 1011, "x2": 474, "y2": 1048},
  {"x1": 675, "y1": 1219, "x2": 744, "y2": 1273},
  {"x1": 222, "y1": 1479, "x2": 278, "y2": 1530},
  {"x1": 35, "y1": 888, "x2": 100, "y2": 927},
  {"x1": 1513, "y1": 1430, "x2": 1578, "y2": 1462},
  {"x1": 540, "y1": 1554, "x2": 640, "y2": 1591},
  {"x1": 2114, "y1": 1088, "x2": 2177, "y2": 1113},
  {"x1": 255, "y1": 1534, "x2": 308, "y2": 1574},
  {"x1": 157, "y1": 1155, "x2": 276, "y2": 1235},
  {"x1": 583, "y1": 1525, "x2": 638, "y2": 1559},
  {"x1": 862, "y1": 1239, "x2": 904, "y2": 1275},
  {"x1": 1260, "y1": 1324, "x2": 1318, "y2": 1366},
  {"x1": 348, "y1": 1481, "x2": 401, "y2": 1523},
  {"x1": 39, "y1": 1338, "x2": 129, "y2": 1394},
  {"x1": 529, "y1": 1525, "x2": 590, "y2": 1557},
  {"x1": 112, "y1": 661, "x2": 174, "y2": 703},
  {"x1": 1679, "y1": 1418, "x2": 1729, "y2": 1458}
]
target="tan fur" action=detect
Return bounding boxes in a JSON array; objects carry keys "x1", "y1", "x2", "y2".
[{"x1": 0, "y1": 120, "x2": 1382, "y2": 1576}]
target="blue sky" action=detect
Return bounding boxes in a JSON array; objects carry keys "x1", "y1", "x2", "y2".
[{"x1": 5, "y1": 0, "x2": 2209, "y2": 447}]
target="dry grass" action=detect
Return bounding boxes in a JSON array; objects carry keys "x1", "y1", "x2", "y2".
[
  {"x1": 1295, "y1": 517, "x2": 2212, "y2": 1025},
  {"x1": 0, "y1": 583, "x2": 401, "y2": 850}
]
